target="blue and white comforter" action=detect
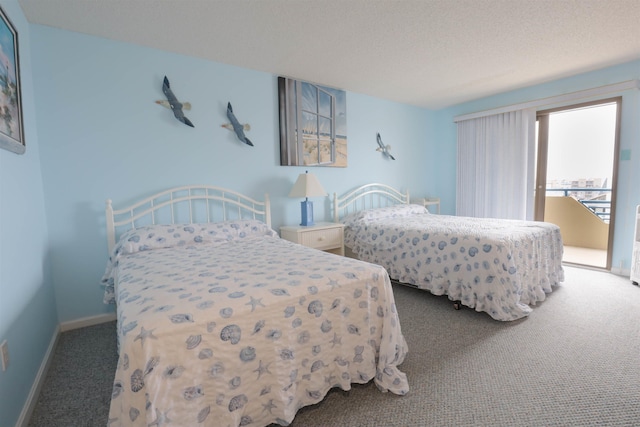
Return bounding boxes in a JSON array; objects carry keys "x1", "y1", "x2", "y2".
[
  {"x1": 102, "y1": 220, "x2": 408, "y2": 427},
  {"x1": 343, "y1": 206, "x2": 564, "y2": 321}
]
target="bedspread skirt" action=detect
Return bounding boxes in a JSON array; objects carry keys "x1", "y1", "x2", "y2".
[
  {"x1": 345, "y1": 214, "x2": 564, "y2": 321},
  {"x1": 106, "y1": 238, "x2": 408, "y2": 427}
]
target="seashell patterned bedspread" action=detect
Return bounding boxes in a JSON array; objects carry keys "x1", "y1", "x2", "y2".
[
  {"x1": 344, "y1": 212, "x2": 564, "y2": 321},
  {"x1": 103, "y1": 226, "x2": 408, "y2": 427}
]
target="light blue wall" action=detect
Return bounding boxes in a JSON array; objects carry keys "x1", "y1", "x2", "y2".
[
  {"x1": 29, "y1": 25, "x2": 433, "y2": 324},
  {"x1": 0, "y1": 1, "x2": 57, "y2": 426},
  {"x1": 433, "y1": 60, "x2": 640, "y2": 271},
  {"x1": 3, "y1": 10, "x2": 638, "y2": 426}
]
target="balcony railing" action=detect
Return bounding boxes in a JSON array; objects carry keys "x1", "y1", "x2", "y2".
[{"x1": 546, "y1": 188, "x2": 611, "y2": 222}]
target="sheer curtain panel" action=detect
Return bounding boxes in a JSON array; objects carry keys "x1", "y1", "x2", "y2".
[{"x1": 456, "y1": 109, "x2": 535, "y2": 220}]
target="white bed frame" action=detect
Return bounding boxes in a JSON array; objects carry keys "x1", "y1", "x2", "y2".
[
  {"x1": 106, "y1": 185, "x2": 271, "y2": 253},
  {"x1": 333, "y1": 183, "x2": 410, "y2": 222}
]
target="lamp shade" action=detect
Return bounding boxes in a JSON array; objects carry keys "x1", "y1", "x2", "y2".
[{"x1": 288, "y1": 172, "x2": 327, "y2": 199}]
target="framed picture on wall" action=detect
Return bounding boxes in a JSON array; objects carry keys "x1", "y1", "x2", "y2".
[
  {"x1": 0, "y1": 5, "x2": 24, "y2": 154},
  {"x1": 278, "y1": 76, "x2": 347, "y2": 167}
]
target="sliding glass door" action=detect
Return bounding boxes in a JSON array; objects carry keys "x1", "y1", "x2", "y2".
[{"x1": 535, "y1": 98, "x2": 621, "y2": 269}]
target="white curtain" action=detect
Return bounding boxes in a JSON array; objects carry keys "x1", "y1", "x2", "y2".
[{"x1": 456, "y1": 109, "x2": 536, "y2": 220}]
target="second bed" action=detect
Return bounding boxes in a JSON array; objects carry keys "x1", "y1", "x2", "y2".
[{"x1": 334, "y1": 183, "x2": 565, "y2": 321}]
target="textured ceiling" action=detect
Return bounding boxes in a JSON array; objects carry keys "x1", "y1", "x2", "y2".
[{"x1": 18, "y1": 0, "x2": 640, "y2": 109}]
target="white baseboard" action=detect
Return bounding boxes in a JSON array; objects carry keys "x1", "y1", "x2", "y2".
[
  {"x1": 15, "y1": 325, "x2": 60, "y2": 427},
  {"x1": 611, "y1": 268, "x2": 631, "y2": 278},
  {"x1": 60, "y1": 312, "x2": 117, "y2": 332}
]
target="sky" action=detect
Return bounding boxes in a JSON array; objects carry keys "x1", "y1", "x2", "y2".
[{"x1": 545, "y1": 102, "x2": 617, "y2": 186}]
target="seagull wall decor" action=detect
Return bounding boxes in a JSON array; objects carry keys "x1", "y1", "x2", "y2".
[
  {"x1": 156, "y1": 76, "x2": 194, "y2": 128},
  {"x1": 223, "y1": 102, "x2": 253, "y2": 146},
  {"x1": 376, "y1": 132, "x2": 395, "y2": 160}
]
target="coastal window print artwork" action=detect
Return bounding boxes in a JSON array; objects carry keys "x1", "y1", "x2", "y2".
[
  {"x1": 0, "y1": 6, "x2": 23, "y2": 154},
  {"x1": 278, "y1": 76, "x2": 347, "y2": 167}
]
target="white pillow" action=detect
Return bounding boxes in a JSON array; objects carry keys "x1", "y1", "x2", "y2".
[
  {"x1": 343, "y1": 204, "x2": 428, "y2": 225},
  {"x1": 114, "y1": 219, "x2": 277, "y2": 256},
  {"x1": 102, "y1": 220, "x2": 278, "y2": 293}
]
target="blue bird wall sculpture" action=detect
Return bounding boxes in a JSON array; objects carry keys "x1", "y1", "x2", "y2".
[
  {"x1": 376, "y1": 132, "x2": 395, "y2": 160},
  {"x1": 223, "y1": 102, "x2": 253, "y2": 146},
  {"x1": 156, "y1": 76, "x2": 194, "y2": 127}
]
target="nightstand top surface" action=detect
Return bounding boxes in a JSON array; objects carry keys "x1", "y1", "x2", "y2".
[{"x1": 280, "y1": 222, "x2": 344, "y2": 231}]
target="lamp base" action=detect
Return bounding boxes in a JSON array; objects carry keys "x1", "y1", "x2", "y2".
[{"x1": 300, "y1": 200, "x2": 315, "y2": 226}]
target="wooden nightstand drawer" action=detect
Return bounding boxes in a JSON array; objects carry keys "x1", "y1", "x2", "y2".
[
  {"x1": 298, "y1": 227, "x2": 342, "y2": 250},
  {"x1": 280, "y1": 222, "x2": 345, "y2": 256}
]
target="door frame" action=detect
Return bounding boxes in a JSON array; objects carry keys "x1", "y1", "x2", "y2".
[{"x1": 534, "y1": 97, "x2": 622, "y2": 270}]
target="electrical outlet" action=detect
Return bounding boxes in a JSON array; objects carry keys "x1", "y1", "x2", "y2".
[{"x1": 1, "y1": 340, "x2": 8, "y2": 371}]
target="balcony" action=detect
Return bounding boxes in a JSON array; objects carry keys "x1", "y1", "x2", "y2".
[{"x1": 544, "y1": 190, "x2": 610, "y2": 268}]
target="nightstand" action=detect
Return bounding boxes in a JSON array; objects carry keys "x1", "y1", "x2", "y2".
[
  {"x1": 411, "y1": 197, "x2": 440, "y2": 214},
  {"x1": 280, "y1": 222, "x2": 345, "y2": 256}
]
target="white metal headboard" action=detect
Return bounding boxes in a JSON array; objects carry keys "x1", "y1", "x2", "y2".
[
  {"x1": 333, "y1": 183, "x2": 410, "y2": 222},
  {"x1": 106, "y1": 185, "x2": 271, "y2": 253}
]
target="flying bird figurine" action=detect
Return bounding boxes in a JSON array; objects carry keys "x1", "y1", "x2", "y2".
[
  {"x1": 221, "y1": 120, "x2": 250, "y2": 135},
  {"x1": 223, "y1": 102, "x2": 253, "y2": 146},
  {"x1": 156, "y1": 76, "x2": 194, "y2": 127},
  {"x1": 376, "y1": 132, "x2": 395, "y2": 160}
]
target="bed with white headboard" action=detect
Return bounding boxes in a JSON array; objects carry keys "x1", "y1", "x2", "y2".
[
  {"x1": 334, "y1": 183, "x2": 564, "y2": 321},
  {"x1": 102, "y1": 184, "x2": 408, "y2": 427}
]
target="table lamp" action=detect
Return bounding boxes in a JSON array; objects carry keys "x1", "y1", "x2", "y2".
[{"x1": 288, "y1": 171, "x2": 327, "y2": 226}]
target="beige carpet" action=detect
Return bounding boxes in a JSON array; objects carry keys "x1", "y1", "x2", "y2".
[
  {"x1": 28, "y1": 266, "x2": 640, "y2": 426},
  {"x1": 285, "y1": 265, "x2": 640, "y2": 426}
]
